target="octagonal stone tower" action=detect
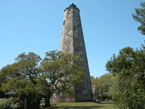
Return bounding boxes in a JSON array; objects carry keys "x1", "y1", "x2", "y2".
[{"x1": 52, "y1": 3, "x2": 93, "y2": 102}]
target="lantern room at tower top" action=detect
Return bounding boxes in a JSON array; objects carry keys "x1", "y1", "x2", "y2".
[{"x1": 64, "y1": 3, "x2": 80, "y2": 12}]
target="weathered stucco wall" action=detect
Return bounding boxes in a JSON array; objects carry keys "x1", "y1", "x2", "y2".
[{"x1": 52, "y1": 3, "x2": 93, "y2": 102}]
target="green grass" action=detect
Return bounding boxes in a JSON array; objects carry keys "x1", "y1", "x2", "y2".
[
  {"x1": 0, "y1": 98, "x2": 118, "y2": 109},
  {"x1": 41, "y1": 101, "x2": 118, "y2": 109}
]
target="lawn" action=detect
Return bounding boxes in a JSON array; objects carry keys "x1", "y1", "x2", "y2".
[
  {"x1": 41, "y1": 101, "x2": 118, "y2": 109},
  {"x1": 0, "y1": 98, "x2": 118, "y2": 109}
]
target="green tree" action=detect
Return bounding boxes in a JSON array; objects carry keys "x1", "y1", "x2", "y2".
[
  {"x1": 0, "y1": 71, "x2": 5, "y2": 97},
  {"x1": 90, "y1": 76, "x2": 95, "y2": 81},
  {"x1": 96, "y1": 73, "x2": 113, "y2": 100},
  {"x1": 1, "y1": 52, "x2": 42, "y2": 109},
  {"x1": 132, "y1": 2, "x2": 145, "y2": 35},
  {"x1": 106, "y1": 45, "x2": 145, "y2": 109},
  {"x1": 92, "y1": 77, "x2": 100, "y2": 99},
  {"x1": 39, "y1": 50, "x2": 85, "y2": 107},
  {"x1": 91, "y1": 74, "x2": 113, "y2": 100},
  {"x1": 1, "y1": 50, "x2": 85, "y2": 108}
]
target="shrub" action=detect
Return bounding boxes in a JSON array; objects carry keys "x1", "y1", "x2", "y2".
[{"x1": 0, "y1": 97, "x2": 22, "y2": 109}]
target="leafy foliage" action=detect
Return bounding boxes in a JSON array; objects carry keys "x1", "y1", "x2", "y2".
[
  {"x1": 106, "y1": 44, "x2": 145, "y2": 109},
  {"x1": 1, "y1": 52, "x2": 42, "y2": 103},
  {"x1": 91, "y1": 73, "x2": 113, "y2": 100},
  {"x1": 39, "y1": 50, "x2": 85, "y2": 107},
  {"x1": 90, "y1": 76, "x2": 95, "y2": 81},
  {"x1": 0, "y1": 50, "x2": 85, "y2": 108},
  {"x1": 0, "y1": 97, "x2": 22, "y2": 109},
  {"x1": 132, "y1": 2, "x2": 145, "y2": 35}
]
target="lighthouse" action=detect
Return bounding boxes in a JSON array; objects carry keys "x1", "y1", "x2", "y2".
[{"x1": 52, "y1": 3, "x2": 93, "y2": 102}]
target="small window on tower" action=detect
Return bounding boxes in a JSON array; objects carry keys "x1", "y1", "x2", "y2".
[
  {"x1": 68, "y1": 10, "x2": 70, "y2": 14},
  {"x1": 63, "y1": 20, "x2": 65, "y2": 25}
]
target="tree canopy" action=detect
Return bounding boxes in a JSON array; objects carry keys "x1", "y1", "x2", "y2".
[
  {"x1": 132, "y1": 2, "x2": 145, "y2": 35},
  {"x1": 38, "y1": 50, "x2": 85, "y2": 107},
  {"x1": 0, "y1": 50, "x2": 85, "y2": 108},
  {"x1": 106, "y1": 44, "x2": 145, "y2": 109},
  {"x1": 91, "y1": 73, "x2": 113, "y2": 100},
  {"x1": 90, "y1": 76, "x2": 95, "y2": 81}
]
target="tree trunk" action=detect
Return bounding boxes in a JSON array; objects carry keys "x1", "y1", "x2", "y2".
[
  {"x1": 44, "y1": 89, "x2": 52, "y2": 107},
  {"x1": 44, "y1": 96, "x2": 51, "y2": 107},
  {"x1": 33, "y1": 99, "x2": 40, "y2": 109},
  {"x1": 26, "y1": 98, "x2": 40, "y2": 109}
]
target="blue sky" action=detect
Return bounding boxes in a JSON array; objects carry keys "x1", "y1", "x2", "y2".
[{"x1": 0, "y1": 0, "x2": 145, "y2": 78}]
